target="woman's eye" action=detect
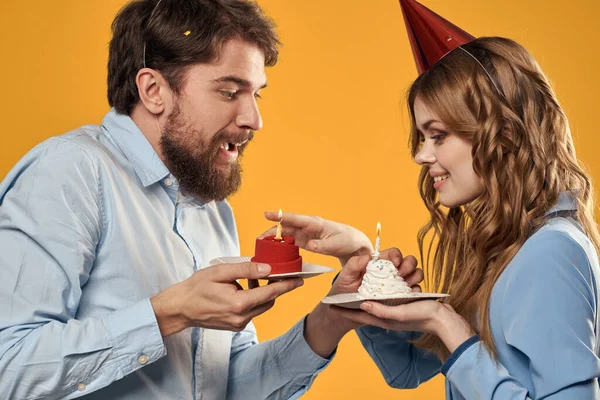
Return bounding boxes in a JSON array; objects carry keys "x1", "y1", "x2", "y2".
[{"x1": 431, "y1": 132, "x2": 447, "y2": 143}]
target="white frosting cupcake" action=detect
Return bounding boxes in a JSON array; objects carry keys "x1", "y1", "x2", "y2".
[{"x1": 358, "y1": 258, "x2": 411, "y2": 298}]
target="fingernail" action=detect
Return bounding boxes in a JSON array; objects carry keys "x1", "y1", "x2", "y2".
[
  {"x1": 258, "y1": 264, "x2": 270, "y2": 273},
  {"x1": 296, "y1": 279, "x2": 304, "y2": 287},
  {"x1": 360, "y1": 303, "x2": 372, "y2": 312}
]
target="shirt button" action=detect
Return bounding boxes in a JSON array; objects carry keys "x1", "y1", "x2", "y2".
[
  {"x1": 164, "y1": 178, "x2": 173, "y2": 186},
  {"x1": 138, "y1": 355, "x2": 149, "y2": 365},
  {"x1": 77, "y1": 383, "x2": 86, "y2": 391}
]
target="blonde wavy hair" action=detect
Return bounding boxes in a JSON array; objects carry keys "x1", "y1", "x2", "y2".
[{"x1": 408, "y1": 37, "x2": 600, "y2": 360}]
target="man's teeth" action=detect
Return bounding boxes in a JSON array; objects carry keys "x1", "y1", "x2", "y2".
[
  {"x1": 434, "y1": 174, "x2": 450, "y2": 182},
  {"x1": 221, "y1": 141, "x2": 246, "y2": 151}
]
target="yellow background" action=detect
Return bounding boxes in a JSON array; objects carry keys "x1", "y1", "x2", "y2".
[{"x1": 1, "y1": 1, "x2": 599, "y2": 398}]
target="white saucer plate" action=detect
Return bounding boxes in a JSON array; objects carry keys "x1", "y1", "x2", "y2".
[
  {"x1": 208, "y1": 256, "x2": 335, "y2": 279},
  {"x1": 321, "y1": 292, "x2": 449, "y2": 309}
]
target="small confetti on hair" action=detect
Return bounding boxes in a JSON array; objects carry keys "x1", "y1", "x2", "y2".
[{"x1": 184, "y1": 30, "x2": 191, "y2": 36}]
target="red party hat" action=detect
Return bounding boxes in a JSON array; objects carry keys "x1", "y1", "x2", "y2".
[{"x1": 399, "y1": 0, "x2": 475, "y2": 74}]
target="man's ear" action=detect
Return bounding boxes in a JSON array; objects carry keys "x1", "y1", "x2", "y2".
[{"x1": 136, "y1": 68, "x2": 170, "y2": 115}]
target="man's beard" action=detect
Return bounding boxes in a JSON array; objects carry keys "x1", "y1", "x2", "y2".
[{"x1": 159, "y1": 104, "x2": 253, "y2": 202}]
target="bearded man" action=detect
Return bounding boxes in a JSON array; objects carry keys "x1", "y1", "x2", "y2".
[{"x1": 0, "y1": 1, "x2": 380, "y2": 399}]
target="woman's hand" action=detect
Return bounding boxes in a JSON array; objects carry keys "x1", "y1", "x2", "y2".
[
  {"x1": 357, "y1": 300, "x2": 475, "y2": 353},
  {"x1": 262, "y1": 211, "x2": 373, "y2": 265},
  {"x1": 322, "y1": 247, "x2": 473, "y2": 353}
]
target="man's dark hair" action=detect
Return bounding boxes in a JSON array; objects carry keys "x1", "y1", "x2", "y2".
[{"x1": 107, "y1": 0, "x2": 280, "y2": 115}]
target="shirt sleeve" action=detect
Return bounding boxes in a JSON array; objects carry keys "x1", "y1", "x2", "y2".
[
  {"x1": 227, "y1": 317, "x2": 331, "y2": 400},
  {"x1": 443, "y1": 228, "x2": 600, "y2": 399},
  {"x1": 355, "y1": 326, "x2": 441, "y2": 388},
  {"x1": 0, "y1": 138, "x2": 166, "y2": 399}
]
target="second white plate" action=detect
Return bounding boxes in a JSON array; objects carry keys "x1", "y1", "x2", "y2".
[
  {"x1": 208, "y1": 256, "x2": 335, "y2": 279},
  {"x1": 321, "y1": 292, "x2": 449, "y2": 309}
]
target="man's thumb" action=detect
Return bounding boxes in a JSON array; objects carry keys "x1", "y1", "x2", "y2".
[
  {"x1": 215, "y1": 262, "x2": 271, "y2": 282},
  {"x1": 344, "y1": 254, "x2": 371, "y2": 276}
]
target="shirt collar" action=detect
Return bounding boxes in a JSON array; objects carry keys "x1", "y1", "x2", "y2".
[
  {"x1": 545, "y1": 190, "x2": 578, "y2": 215},
  {"x1": 101, "y1": 108, "x2": 169, "y2": 187}
]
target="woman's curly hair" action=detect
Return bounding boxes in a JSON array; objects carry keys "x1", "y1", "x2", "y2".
[{"x1": 408, "y1": 37, "x2": 600, "y2": 361}]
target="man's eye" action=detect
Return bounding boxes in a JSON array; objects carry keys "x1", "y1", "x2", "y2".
[{"x1": 221, "y1": 91, "x2": 237, "y2": 100}]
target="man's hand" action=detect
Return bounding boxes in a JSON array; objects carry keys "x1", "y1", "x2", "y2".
[
  {"x1": 304, "y1": 248, "x2": 423, "y2": 357},
  {"x1": 322, "y1": 249, "x2": 471, "y2": 354},
  {"x1": 329, "y1": 248, "x2": 423, "y2": 297},
  {"x1": 262, "y1": 212, "x2": 373, "y2": 266},
  {"x1": 150, "y1": 262, "x2": 303, "y2": 337}
]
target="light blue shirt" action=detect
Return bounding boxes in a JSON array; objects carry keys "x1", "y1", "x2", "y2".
[
  {"x1": 357, "y1": 192, "x2": 600, "y2": 399},
  {"x1": 0, "y1": 109, "x2": 329, "y2": 400}
]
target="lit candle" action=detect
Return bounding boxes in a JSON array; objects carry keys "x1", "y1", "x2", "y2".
[
  {"x1": 275, "y1": 209, "x2": 283, "y2": 241},
  {"x1": 373, "y1": 222, "x2": 381, "y2": 258}
]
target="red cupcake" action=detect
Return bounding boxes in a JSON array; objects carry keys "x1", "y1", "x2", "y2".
[{"x1": 251, "y1": 235, "x2": 303, "y2": 274}]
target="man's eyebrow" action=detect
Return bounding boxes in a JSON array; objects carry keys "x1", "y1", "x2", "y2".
[{"x1": 213, "y1": 75, "x2": 267, "y2": 89}]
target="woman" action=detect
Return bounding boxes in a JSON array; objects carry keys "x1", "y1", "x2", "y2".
[{"x1": 264, "y1": 37, "x2": 600, "y2": 398}]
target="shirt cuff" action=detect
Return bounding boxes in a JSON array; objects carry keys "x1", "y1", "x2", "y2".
[
  {"x1": 278, "y1": 316, "x2": 333, "y2": 371},
  {"x1": 441, "y1": 334, "x2": 480, "y2": 376},
  {"x1": 102, "y1": 298, "x2": 167, "y2": 378},
  {"x1": 274, "y1": 316, "x2": 333, "y2": 399}
]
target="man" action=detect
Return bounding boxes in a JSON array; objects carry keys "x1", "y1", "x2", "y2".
[{"x1": 0, "y1": 0, "x2": 385, "y2": 398}]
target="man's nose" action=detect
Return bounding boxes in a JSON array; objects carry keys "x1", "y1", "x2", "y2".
[{"x1": 236, "y1": 98, "x2": 263, "y2": 131}]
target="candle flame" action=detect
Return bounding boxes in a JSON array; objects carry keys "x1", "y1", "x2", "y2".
[
  {"x1": 275, "y1": 209, "x2": 283, "y2": 240},
  {"x1": 372, "y1": 221, "x2": 382, "y2": 259}
]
